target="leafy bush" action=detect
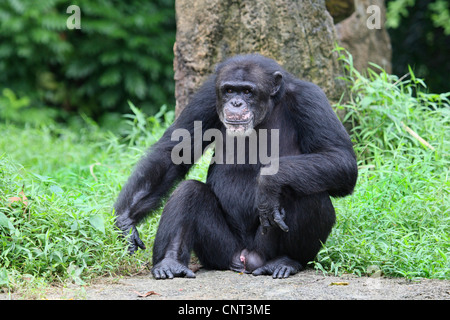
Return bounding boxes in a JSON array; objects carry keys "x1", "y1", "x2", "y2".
[
  {"x1": 386, "y1": 0, "x2": 450, "y2": 93},
  {"x1": 0, "y1": 88, "x2": 58, "y2": 125},
  {"x1": 0, "y1": 0, "x2": 175, "y2": 119}
]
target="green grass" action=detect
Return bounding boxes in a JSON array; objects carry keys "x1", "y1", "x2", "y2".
[
  {"x1": 0, "y1": 56, "x2": 449, "y2": 292},
  {"x1": 313, "y1": 51, "x2": 449, "y2": 278},
  {"x1": 0, "y1": 104, "x2": 175, "y2": 290},
  {"x1": 0, "y1": 127, "x2": 130, "y2": 288}
]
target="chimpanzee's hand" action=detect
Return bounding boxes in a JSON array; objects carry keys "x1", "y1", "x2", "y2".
[
  {"x1": 116, "y1": 216, "x2": 146, "y2": 254},
  {"x1": 256, "y1": 191, "x2": 289, "y2": 234},
  {"x1": 259, "y1": 205, "x2": 288, "y2": 234},
  {"x1": 126, "y1": 225, "x2": 146, "y2": 254}
]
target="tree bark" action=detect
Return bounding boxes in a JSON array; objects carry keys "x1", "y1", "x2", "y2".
[{"x1": 174, "y1": 0, "x2": 346, "y2": 116}]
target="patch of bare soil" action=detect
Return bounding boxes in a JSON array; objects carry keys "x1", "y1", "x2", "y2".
[{"x1": 2, "y1": 269, "x2": 448, "y2": 300}]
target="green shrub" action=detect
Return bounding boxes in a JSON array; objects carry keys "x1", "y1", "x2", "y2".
[
  {"x1": 0, "y1": 0, "x2": 175, "y2": 118},
  {"x1": 0, "y1": 88, "x2": 59, "y2": 125}
]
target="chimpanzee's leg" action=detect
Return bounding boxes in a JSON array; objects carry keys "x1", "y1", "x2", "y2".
[
  {"x1": 250, "y1": 192, "x2": 336, "y2": 278},
  {"x1": 152, "y1": 180, "x2": 242, "y2": 279}
]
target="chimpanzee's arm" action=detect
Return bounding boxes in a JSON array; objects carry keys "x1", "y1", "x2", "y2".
[
  {"x1": 256, "y1": 81, "x2": 358, "y2": 233},
  {"x1": 115, "y1": 76, "x2": 219, "y2": 253}
]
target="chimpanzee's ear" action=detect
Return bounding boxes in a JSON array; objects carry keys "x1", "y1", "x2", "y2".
[{"x1": 271, "y1": 71, "x2": 283, "y2": 96}]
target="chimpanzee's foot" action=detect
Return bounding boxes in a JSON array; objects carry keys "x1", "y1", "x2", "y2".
[
  {"x1": 252, "y1": 256, "x2": 302, "y2": 278},
  {"x1": 152, "y1": 258, "x2": 196, "y2": 279}
]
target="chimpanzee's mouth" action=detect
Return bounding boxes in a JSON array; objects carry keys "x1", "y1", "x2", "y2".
[
  {"x1": 224, "y1": 117, "x2": 254, "y2": 136},
  {"x1": 224, "y1": 113, "x2": 254, "y2": 125},
  {"x1": 224, "y1": 119, "x2": 252, "y2": 125}
]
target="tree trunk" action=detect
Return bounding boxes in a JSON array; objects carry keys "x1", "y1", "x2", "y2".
[{"x1": 174, "y1": 0, "x2": 345, "y2": 116}]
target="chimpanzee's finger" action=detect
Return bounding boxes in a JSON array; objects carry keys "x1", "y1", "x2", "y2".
[
  {"x1": 280, "y1": 208, "x2": 286, "y2": 219},
  {"x1": 129, "y1": 226, "x2": 146, "y2": 254},
  {"x1": 182, "y1": 267, "x2": 196, "y2": 278},
  {"x1": 259, "y1": 214, "x2": 271, "y2": 235},
  {"x1": 273, "y1": 208, "x2": 289, "y2": 232}
]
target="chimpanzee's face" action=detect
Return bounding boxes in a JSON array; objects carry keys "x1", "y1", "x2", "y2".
[
  {"x1": 215, "y1": 64, "x2": 282, "y2": 136},
  {"x1": 218, "y1": 80, "x2": 258, "y2": 135}
]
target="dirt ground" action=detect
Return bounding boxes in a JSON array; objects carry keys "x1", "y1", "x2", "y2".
[{"x1": 2, "y1": 268, "x2": 448, "y2": 300}]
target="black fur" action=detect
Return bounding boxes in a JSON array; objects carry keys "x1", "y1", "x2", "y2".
[{"x1": 114, "y1": 54, "x2": 358, "y2": 279}]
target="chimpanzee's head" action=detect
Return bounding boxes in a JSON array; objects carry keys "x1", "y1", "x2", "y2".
[{"x1": 215, "y1": 54, "x2": 285, "y2": 136}]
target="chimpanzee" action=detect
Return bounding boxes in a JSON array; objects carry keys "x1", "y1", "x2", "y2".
[{"x1": 114, "y1": 54, "x2": 358, "y2": 279}]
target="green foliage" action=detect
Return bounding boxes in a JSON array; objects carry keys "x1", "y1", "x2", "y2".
[
  {"x1": 386, "y1": 0, "x2": 417, "y2": 29},
  {"x1": 428, "y1": 0, "x2": 450, "y2": 35},
  {"x1": 338, "y1": 54, "x2": 449, "y2": 162},
  {"x1": 123, "y1": 101, "x2": 174, "y2": 148},
  {"x1": 0, "y1": 88, "x2": 59, "y2": 125},
  {"x1": 0, "y1": 0, "x2": 175, "y2": 118},
  {"x1": 386, "y1": 0, "x2": 450, "y2": 94},
  {"x1": 313, "y1": 50, "x2": 450, "y2": 279},
  {"x1": 387, "y1": 0, "x2": 450, "y2": 34}
]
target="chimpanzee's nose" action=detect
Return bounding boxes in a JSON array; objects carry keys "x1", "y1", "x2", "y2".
[{"x1": 231, "y1": 99, "x2": 243, "y2": 108}]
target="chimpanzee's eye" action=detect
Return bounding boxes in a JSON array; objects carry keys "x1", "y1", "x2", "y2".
[
  {"x1": 244, "y1": 89, "x2": 251, "y2": 94},
  {"x1": 226, "y1": 88, "x2": 233, "y2": 94}
]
